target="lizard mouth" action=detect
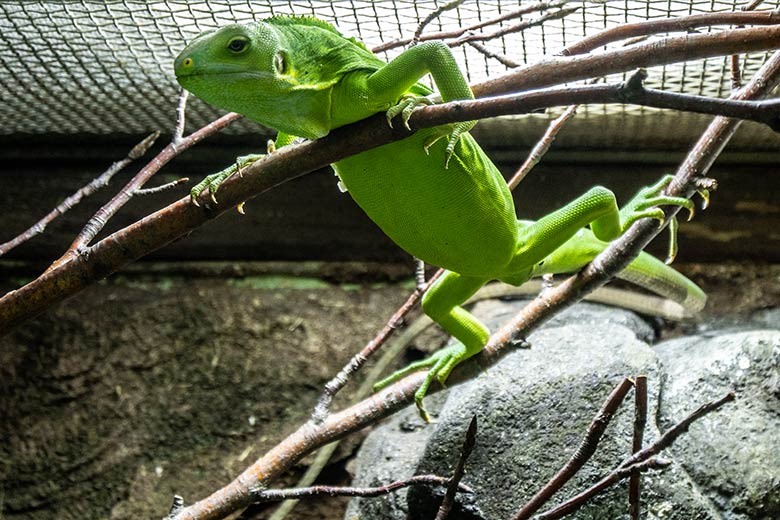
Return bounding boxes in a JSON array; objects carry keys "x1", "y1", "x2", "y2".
[{"x1": 176, "y1": 70, "x2": 271, "y2": 81}]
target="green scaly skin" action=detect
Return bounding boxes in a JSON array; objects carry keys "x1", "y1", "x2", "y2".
[{"x1": 174, "y1": 16, "x2": 706, "y2": 421}]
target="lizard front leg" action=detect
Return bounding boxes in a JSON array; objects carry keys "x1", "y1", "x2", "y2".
[{"x1": 189, "y1": 132, "x2": 298, "y2": 205}]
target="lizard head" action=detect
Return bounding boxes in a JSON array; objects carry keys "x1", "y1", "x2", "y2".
[{"x1": 174, "y1": 21, "x2": 333, "y2": 139}]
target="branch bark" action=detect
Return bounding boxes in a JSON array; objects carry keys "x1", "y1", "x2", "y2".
[{"x1": 2, "y1": 26, "x2": 780, "y2": 334}]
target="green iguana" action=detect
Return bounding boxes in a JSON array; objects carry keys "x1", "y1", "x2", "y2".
[{"x1": 174, "y1": 16, "x2": 705, "y2": 420}]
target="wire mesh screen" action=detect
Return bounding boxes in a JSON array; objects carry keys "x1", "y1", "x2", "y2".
[{"x1": 1, "y1": 0, "x2": 779, "y2": 149}]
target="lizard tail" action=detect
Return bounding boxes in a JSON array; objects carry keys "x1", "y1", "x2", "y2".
[{"x1": 618, "y1": 251, "x2": 706, "y2": 316}]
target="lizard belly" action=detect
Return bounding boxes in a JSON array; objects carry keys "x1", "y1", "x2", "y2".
[{"x1": 333, "y1": 130, "x2": 517, "y2": 277}]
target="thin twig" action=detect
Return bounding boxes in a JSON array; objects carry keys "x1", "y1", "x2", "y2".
[
  {"x1": 510, "y1": 378, "x2": 634, "y2": 520},
  {"x1": 467, "y1": 40, "x2": 522, "y2": 68},
  {"x1": 450, "y1": 7, "x2": 580, "y2": 47},
  {"x1": 174, "y1": 90, "x2": 189, "y2": 144},
  {"x1": 620, "y1": 392, "x2": 735, "y2": 470},
  {"x1": 47, "y1": 110, "x2": 241, "y2": 271},
  {"x1": 0, "y1": 131, "x2": 159, "y2": 257},
  {"x1": 372, "y1": 1, "x2": 570, "y2": 53},
  {"x1": 311, "y1": 269, "x2": 443, "y2": 422},
  {"x1": 251, "y1": 474, "x2": 472, "y2": 503},
  {"x1": 629, "y1": 375, "x2": 647, "y2": 520},
  {"x1": 135, "y1": 178, "x2": 190, "y2": 196},
  {"x1": 435, "y1": 416, "x2": 478, "y2": 520},
  {"x1": 507, "y1": 104, "x2": 578, "y2": 190},
  {"x1": 743, "y1": 0, "x2": 766, "y2": 11},
  {"x1": 412, "y1": 0, "x2": 466, "y2": 45}
]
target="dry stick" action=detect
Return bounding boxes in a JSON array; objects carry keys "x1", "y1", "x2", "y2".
[
  {"x1": 537, "y1": 392, "x2": 735, "y2": 520},
  {"x1": 743, "y1": 0, "x2": 767, "y2": 11},
  {"x1": 435, "y1": 416, "x2": 478, "y2": 520},
  {"x1": 135, "y1": 177, "x2": 191, "y2": 196},
  {"x1": 470, "y1": 11, "x2": 780, "y2": 69},
  {"x1": 372, "y1": 0, "x2": 571, "y2": 53},
  {"x1": 535, "y1": 458, "x2": 672, "y2": 520},
  {"x1": 621, "y1": 392, "x2": 736, "y2": 471},
  {"x1": 48, "y1": 110, "x2": 242, "y2": 271},
  {"x1": 412, "y1": 0, "x2": 467, "y2": 45},
  {"x1": 467, "y1": 40, "x2": 522, "y2": 68},
  {"x1": 168, "y1": 50, "x2": 780, "y2": 518},
  {"x1": 507, "y1": 104, "x2": 578, "y2": 190},
  {"x1": 510, "y1": 378, "x2": 634, "y2": 520},
  {"x1": 251, "y1": 474, "x2": 472, "y2": 503},
  {"x1": 560, "y1": 10, "x2": 780, "y2": 56},
  {"x1": 628, "y1": 376, "x2": 647, "y2": 520},
  {"x1": 450, "y1": 7, "x2": 580, "y2": 47},
  {"x1": 0, "y1": 131, "x2": 159, "y2": 257}
]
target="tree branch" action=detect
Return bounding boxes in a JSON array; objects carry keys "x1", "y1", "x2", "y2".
[
  {"x1": 0, "y1": 132, "x2": 159, "y2": 257},
  {"x1": 3, "y1": 27, "x2": 780, "y2": 334}
]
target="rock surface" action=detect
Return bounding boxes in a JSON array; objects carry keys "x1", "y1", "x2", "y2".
[{"x1": 346, "y1": 299, "x2": 779, "y2": 520}]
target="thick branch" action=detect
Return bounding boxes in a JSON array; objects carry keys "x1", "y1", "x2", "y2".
[
  {"x1": 2, "y1": 29, "x2": 780, "y2": 333},
  {"x1": 473, "y1": 24, "x2": 780, "y2": 97}
]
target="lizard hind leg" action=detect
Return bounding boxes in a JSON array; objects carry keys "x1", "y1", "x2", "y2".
[{"x1": 374, "y1": 271, "x2": 490, "y2": 421}]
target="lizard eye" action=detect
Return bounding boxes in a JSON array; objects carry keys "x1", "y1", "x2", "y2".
[
  {"x1": 273, "y1": 52, "x2": 286, "y2": 74},
  {"x1": 227, "y1": 37, "x2": 249, "y2": 53}
]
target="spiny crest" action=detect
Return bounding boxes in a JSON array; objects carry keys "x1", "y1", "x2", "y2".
[
  {"x1": 264, "y1": 14, "x2": 372, "y2": 53},
  {"x1": 265, "y1": 15, "x2": 342, "y2": 35}
]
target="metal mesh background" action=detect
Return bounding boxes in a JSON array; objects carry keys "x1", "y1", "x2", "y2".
[{"x1": 1, "y1": 0, "x2": 779, "y2": 149}]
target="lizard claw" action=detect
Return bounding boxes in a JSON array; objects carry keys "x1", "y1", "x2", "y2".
[
  {"x1": 190, "y1": 153, "x2": 264, "y2": 206},
  {"x1": 665, "y1": 216, "x2": 679, "y2": 264},
  {"x1": 386, "y1": 94, "x2": 433, "y2": 130},
  {"x1": 618, "y1": 174, "x2": 696, "y2": 232},
  {"x1": 698, "y1": 188, "x2": 710, "y2": 210}
]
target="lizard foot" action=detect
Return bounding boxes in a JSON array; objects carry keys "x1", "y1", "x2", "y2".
[
  {"x1": 618, "y1": 175, "x2": 695, "y2": 232},
  {"x1": 190, "y1": 153, "x2": 263, "y2": 206},
  {"x1": 374, "y1": 343, "x2": 470, "y2": 422},
  {"x1": 386, "y1": 94, "x2": 433, "y2": 130},
  {"x1": 386, "y1": 95, "x2": 474, "y2": 168},
  {"x1": 619, "y1": 174, "x2": 715, "y2": 263}
]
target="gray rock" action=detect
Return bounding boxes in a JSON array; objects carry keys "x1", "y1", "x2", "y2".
[
  {"x1": 346, "y1": 300, "x2": 715, "y2": 519},
  {"x1": 655, "y1": 329, "x2": 780, "y2": 520}
]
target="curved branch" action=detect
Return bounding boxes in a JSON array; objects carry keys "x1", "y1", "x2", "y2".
[{"x1": 1, "y1": 27, "x2": 780, "y2": 334}]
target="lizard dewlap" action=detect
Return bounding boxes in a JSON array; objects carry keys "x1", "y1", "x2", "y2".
[{"x1": 175, "y1": 16, "x2": 705, "y2": 420}]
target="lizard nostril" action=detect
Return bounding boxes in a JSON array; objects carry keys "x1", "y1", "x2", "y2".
[{"x1": 183, "y1": 57, "x2": 193, "y2": 67}]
